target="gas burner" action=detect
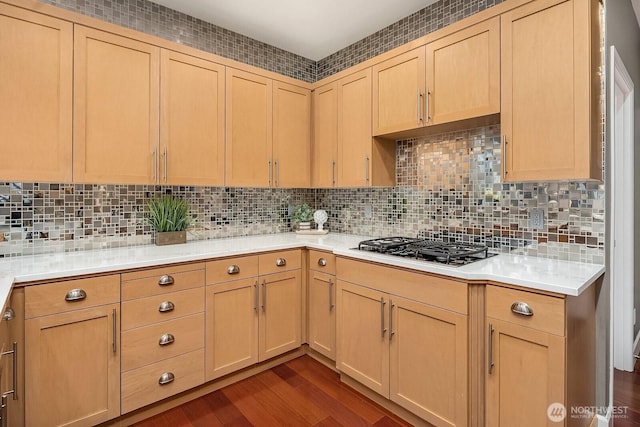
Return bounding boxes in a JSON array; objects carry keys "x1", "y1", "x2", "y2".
[{"x1": 358, "y1": 237, "x2": 423, "y2": 253}]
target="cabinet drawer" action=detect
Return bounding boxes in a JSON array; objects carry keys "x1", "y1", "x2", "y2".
[
  {"x1": 121, "y1": 313, "x2": 204, "y2": 371},
  {"x1": 121, "y1": 349, "x2": 204, "y2": 414},
  {"x1": 25, "y1": 275, "x2": 119, "y2": 318},
  {"x1": 206, "y1": 255, "x2": 259, "y2": 284},
  {"x1": 122, "y1": 264, "x2": 204, "y2": 301},
  {"x1": 308, "y1": 250, "x2": 336, "y2": 275},
  {"x1": 259, "y1": 249, "x2": 301, "y2": 275},
  {"x1": 486, "y1": 285, "x2": 565, "y2": 336},
  {"x1": 121, "y1": 287, "x2": 204, "y2": 331}
]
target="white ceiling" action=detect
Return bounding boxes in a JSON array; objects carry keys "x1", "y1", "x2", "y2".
[{"x1": 149, "y1": 0, "x2": 437, "y2": 61}]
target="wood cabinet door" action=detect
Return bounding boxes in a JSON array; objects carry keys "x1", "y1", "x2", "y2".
[
  {"x1": 25, "y1": 304, "x2": 120, "y2": 427},
  {"x1": 205, "y1": 279, "x2": 259, "y2": 381},
  {"x1": 426, "y1": 17, "x2": 500, "y2": 125},
  {"x1": 486, "y1": 318, "x2": 565, "y2": 427},
  {"x1": 336, "y1": 281, "x2": 389, "y2": 397},
  {"x1": 259, "y1": 270, "x2": 301, "y2": 361},
  {"x1": 273, "y1": 82, "x2": 311, "y2": 188},
  {"x1": 308, "y1": 271, "x2": 336, "y2": 360},
  {"x1": 225, "y1": 68, "x2": 273, "y2": 187},
  {"x1": 372, "y1": 47, "x2": 426, "y2": 135},
  {"x1": 501, "y1": 0, "x2": 595, "y2": 181},
  {"x1": 160, "y1": 50, "x2": 225, "y2": 186},
  {"x1": 337, "y1": 69, "x2": 373, "y2": 187},
  {"x1": 312, "y1": 82, "x2": 338, "y2": 188},
  {"x1": 389, "y1": 296, "x2": 468, "y2": 427},
  {"x1": 73, "y1": 26, "x2": 159, "y2": 184},
  {"x1": 3, "y1": 289, "x2": 24, "y2": 427},
  {"x1": 0, "y1": 4, "x2": 72, "y2": 182}
]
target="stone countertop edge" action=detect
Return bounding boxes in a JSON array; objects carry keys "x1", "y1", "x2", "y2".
[{"x1": 0, "y1": 233, "x2": 604, "y2": 303}]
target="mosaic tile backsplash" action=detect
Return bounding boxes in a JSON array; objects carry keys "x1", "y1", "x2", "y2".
[{"x1": 0, "y1": 126, "x2": 605, "y2": 263}]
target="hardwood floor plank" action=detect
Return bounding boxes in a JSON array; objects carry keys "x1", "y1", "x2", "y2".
[
  {"x1": 273, "y1": 362, "x2": 306, "y2": 388},
  {"x1": 180, "y1": 395, "x2": 225, "y2": 427},
  {"x1": 203, "y1": 390, "x2": 252, "y2": 425},
  {"x1": 221, "y1": 379, "x2": 289, "y2": 426},
  {"x1": 314, "y1": 416, "x2": 342, "y2": 427},
  {"x1": 133, "y1": 406, "x2": 193, "y2": 427}
]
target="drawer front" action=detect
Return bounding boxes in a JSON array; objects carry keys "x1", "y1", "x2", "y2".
[
  {"x1": 308, "y1": 250, "x2": 336, "y2": 275},
  {"x1": 121, "y1": 349, "x2": 204, "y2": 414},
  {"x1": 121, "y1": 313, "x2": 204, "y2": 371},
  {"x1": 121, "y1": 287, "x2": 204, "y2": 331},
  {"x1": 486, "y1": 285, "x2": 565, "y2": 336},
  {"x1": 259, "y1": 249, "x2": 301, "y2": 275},
  {"x1": 25, "y1": 275, "x2": 120, "y2": 318},
  {"x1": 122, "y1": 267, "x2": 204, "y2": 301},
  {"x1": 206, "y1": 255, "x2": 259, "y2": 284}
]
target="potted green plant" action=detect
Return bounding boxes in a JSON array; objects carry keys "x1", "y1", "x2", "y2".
[
  {"x1": 147, "y1": 195, "x2": 193, "y2": 245},
  {"x1": 292, "y1": 203, "x2": 314, "y2": 230}
]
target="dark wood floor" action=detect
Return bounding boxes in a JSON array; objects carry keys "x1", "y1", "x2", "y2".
[
  {"x1": 132, "y1": 356, "x2": 412, "y2": 427},
  {"x1": 614, "y1": 366, "x2": 640, "y2": 426}
]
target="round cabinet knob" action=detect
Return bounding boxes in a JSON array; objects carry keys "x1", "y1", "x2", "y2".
[
  {"x1": 318, "y1": 258, "x2": 327, "y2": 267},
  {"x1": 275, "y1": 258, "x2": 286, "y2": 267},
  {"x1": 227, "y1": 265, "x2": 240, "y2": 275},
  {"x1": 158, "y1": 372, "x2": 175, "y2": 385},
  {"x1": 3, "y1": 307, "x2": 15, "y2": 321},
  {"x1": 65, "y1": 288, "x2": 87, "y2": 302}
]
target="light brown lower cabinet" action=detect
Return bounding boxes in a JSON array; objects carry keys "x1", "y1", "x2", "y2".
[
  {"x1": 336, "y1": 276, "x2": 468, "y2": 427},
  {"x1": 24, "y1": 274, "x2": 121, "y2": 427},
  {"x1": 307, "y1": 270, "x2": 336, "y2": 359},
  {"x1": 0, "y1": 288, "x2": 24, "y2": 427}
]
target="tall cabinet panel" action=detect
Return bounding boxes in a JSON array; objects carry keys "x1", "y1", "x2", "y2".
[
  {"x1": 311, "y1": 82, "x2": 338, "y2": 188},
  {"x1": 73, "y1": 26, "x2": 159, "y2": 184},
  {"x1": 0, "y1": 4, "x2": 72, "y2": 182},
  {"x1": 501, "y1": 0, "x2": 601, "y2": 181},
  {"x1": 273, "y1": 82, "x2": 311, "y2": 188},
  {"x1": 225, "y1": 69, "x2": 273, "y2": 187},
  {"x1": 160, "y1": 50, "x2": 225, "y2": 186}
]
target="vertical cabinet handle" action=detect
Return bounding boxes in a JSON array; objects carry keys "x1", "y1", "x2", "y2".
[
  {"x1": 275, "y1": 258, "x2": 286, "y2": 267},
  {"x1": 163, "y1": 146, "x2": 168, "y2": 183},
  {"x1": 275, "y1": 160, "x2": 279, "y2": 187},
  {"x1": 503, "y1": 135, "x2": 508, "y2": 177},
  {"x1": 262, "y1": 280, "x2": 267, "y2": 313},
  {"x1": 65, "y1": 288, "x2": 86, "y2": 302},
  {"x1": 380, "y1": 297, "x2": 387, "y2": 337},
  {"x1": 328, "y1": 279, "x2": 334, "y2": 311},
  {"x1": 365, "y1": 156, "x2": 370, "y2": 184},
  {"x1": 331, "y1": 160, "x2": 336, "y2": 187},
  {"x1": 268, "y1": 159, "x2": 273, "y2": 187},
  {"x1": 417, "y1": 89, "x2": 422, "y2": 124},
  {"x1": 158, "y1": 372, "x2": 175, "y2": 385},
  {"x1": 488, "y1": 323, "x2": 494, "y2": 374},
  {"x1": 158, "y1": 301, "x2": 175, "y2": 313},
  {"x1": 158, "y1": 275, "x2": 174, "y2": 286},
  {"x1": 1, "y1": 342, "x2": 18, "y2": 401},
  {"x1": 425, "y1": 85, "x2": 430, "y2": 123},
  {"x1": 0, "y1": 394, "x2": 6, "y2": 427},
  {"x1": 112, "y1": 309, "x2": 117, "y2": 354},
  {"x1": 389, "y1": 300, "x2": 395, "y2": 340},
  {"x1": 152, "y1": 149, "x2": 157, "y2": 183},
  {"x1": 254, "y1": 281, "x2": 259, "y2": 313}
]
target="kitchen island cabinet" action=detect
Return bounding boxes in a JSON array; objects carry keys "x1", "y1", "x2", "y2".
[{"x1": 24, "y1": 275, "x2": 120, "y2": 427}]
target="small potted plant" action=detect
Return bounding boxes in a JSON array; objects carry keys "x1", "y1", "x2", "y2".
[
  {"x1": 147, "y1": 195, "x2": 193, "y2": 245},
  {"x1": 292, "y1": 203, "x2": 314, "y2": 230}
]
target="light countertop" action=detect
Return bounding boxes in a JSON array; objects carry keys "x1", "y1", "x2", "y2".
[{"x1": 0, "y1": 233, "x2": 604, "y2": 303}]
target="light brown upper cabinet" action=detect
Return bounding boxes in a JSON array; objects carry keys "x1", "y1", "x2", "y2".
[
  {"x1": 338, "y1": 69, "x2": 395, "y2": 187},
  {"x1": 501, "y1": 0, "x2": 602, "y2": 182},
  {"x1": 226, "y1": 69, "x2": 273, "y2": 187},
  {"x1": 372, "y1": 48, "x2": 426, "y2": 136},
  {"x1": 273, "y1": 82, "x2": 311, "y2": 188},
  {"x1": 312, "y1": 82, "x2": 339, "y2": 188},
  {"x1": 0, "y1": 4, "x2": 73, "y2": 182},
  {"x1": 160, "y1": 50, "x2": 225, "y2": 186},
  {"x1": 426, "y1": 17, "x2": 500, "y2": 125},
  {"x1": 74, "y1": 26, "x2": 160, "y2": 184}
]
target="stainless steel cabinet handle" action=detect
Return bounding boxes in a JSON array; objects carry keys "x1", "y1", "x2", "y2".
[
  {"x1": 328, "y1": 279, "x2": 334, "y2": 311},
  {"x1": 425, "y1": 85, "x2": 430, "y2": 123},
  {"x1": 158, "y1": 372, "x2": 175, "y2": 386},
  {"x1": 510, "y1": 301, "x2": 534, "y2": 316},
  {"x1": 1, "y1": 342, "x2": 17, "y2": 401},
  {"x1": 380, "y1": 297, "x2": 387, "y2": 337},
  {"x1": 268, "y1": 159, "x2": 273, "y2": 187},
  {"x1": 0, "y1": 394, "x2": 6, "y2": 427},
  {"x1": 365, "y1": 156, "x2": 370, "y2": 184},
  {"x1": 488, "y1": 323, "x2": 494, "y2": 374},
  {"x1": 152, "y1": 149, "x2": 157, "y2": 183},
  {"x1": 318, "y1": 258, "x2": 327, "y2": 267},
  {"x1": 276, "y1": 258, "x2": 286, "y2": 267},
  {"x1": 331, "y1": 160, "x2": 336, "y2": 187},
  {"x1": 112, "y1": 308, "x2": 117, "y2": 354},
  {"x1": 254, "y1": 281, "x2": 259, "y2": 313},
  {"x1": 275, "y1": 160, "x2": 279, "y2": 187},
  {"x1": 65, "y1": 288, "x2": 86, "y2": 302},
  {"x1": 3, "y1": 308, "x2": 14, "y2": 322},
  {"x1": 261, "y1": 280, "x2": 267, "y2": 313},
  {"x1": 163, "y1": 146, "x2": 168, "y2": 183},
  {"x1": 227, "y1": 265, "x2": 240, "y2": 275},
  {"x1": 503, "y1": 135, "x2": 508, "y2": 177},
  {"x1": 159, "y1": 333, "x2": 175, "y2": 346},
  {"x1": 158, "y1": 274, "x2": 174, "y2": 286},
  {"x1": 417, "y1": 89, "x2": 422, "y2": 124},
  {"x1": 389, "y1": 300, "x2": 395, "y2": 340},
  {"x1": 158, "y1": 301, "x2": 175, "y2": 313}
]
